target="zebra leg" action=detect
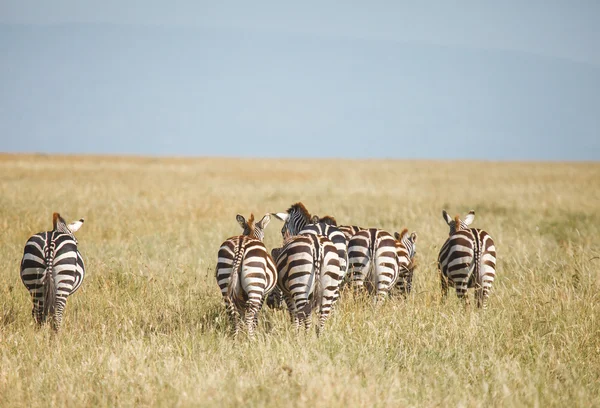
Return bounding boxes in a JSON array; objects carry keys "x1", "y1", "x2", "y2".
[
  {"x1": 302, "y1": 312, "x2": 312, "y2": 333},
  {"x1": 253, "y1": 298, "x2": 265, "y2": 331},
  {"x1": 32, "y1": 296, "x2": 45, "y2": 326},
  {"x1": 440, "y1": 272, "x2": 449, "y2": 301},
  {"x1": 226, "y1": 298, "x2": 241, "y2": 338},
  {"x1": 475, "y1": 282, "x2": 484, "y2": 309},
  {"x1": 244, "y1": 299, "x2": 261, "y2": 338},
  {"x1": 283, "y1": 295, "x2": 299, "y2": 331},
  {"x1": 52, "y1": 296, "x2": 67, "y2": 332},
  {"x1": 455, "y1": 281, "x2": 469, "y2": 306}
]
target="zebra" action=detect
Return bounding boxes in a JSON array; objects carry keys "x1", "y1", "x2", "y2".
[
  {"x1": 271, "y1": 233, "x2": 341, "y2": 335},
  {"x1": 20, "y1": 212, "x2": 85, "y2": 331},
  {"x1": 347, "y1": 228, "x2": 405, "y2": 301},
  {"x1": 393, "y1": 229, "x2": 418, "y2": 296},
  {"x1": 216, "y1": 213, "x2": 277, "y2": 337},
  {"x1": 437, "y1": 210, "x2": 497, "y2": 308},
  {"x1": 338, "y1": 225, "x2": 366, "y2": 241},
  {"x1": 273, "y1": 203, "x2": 348, "y2": 283}
]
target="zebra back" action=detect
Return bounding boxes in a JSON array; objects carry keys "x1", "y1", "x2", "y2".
[
  {"x1": 338, "y1": 225, "x2": 365, "y2": 241},
  {"x1": 300, "y1": 222, "x2": 348, "y2": 280}
]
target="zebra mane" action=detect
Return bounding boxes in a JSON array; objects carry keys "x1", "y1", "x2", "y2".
[
  {"x1": 245, "y1": 213, "x2": 255, "y2": 233},
  {"x1": 287, "y1": 202, "x2": 311, "y2": 222},
  {"x1": 318, "y1": 215, "x2": 337, "y2": 226},
  {"x1": 454, "y1": 215, "x2": 461, "y2": 230},
  {"x1": 53, "y1": 212, "x2": 71, "y2": 235},
  {"x1": 398, "y1": 228, "x2": 409, "y2": 241}
]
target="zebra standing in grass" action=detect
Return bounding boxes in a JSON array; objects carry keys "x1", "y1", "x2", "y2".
[
  {"x1": 271, "y1": 234, "x2": 341, "y2": 335},
  {"x1": 20, "y1": 213, "x2": 85, "y2": 331},
  {"x1": 438, "y1": 210, "x2": 497, "y2": 308},
  {"x1": 393, "y1": 229, "x2": 418, "y2": 296},
  {"x1": 347, "y1": 228, "x2": 403, "y2": 301},
  {"x1": 216, "y1": 213, "x2": 277, "y2": 337},
  {"x1": 273, "y1": 203, "x2": 348, "y2": 283}
]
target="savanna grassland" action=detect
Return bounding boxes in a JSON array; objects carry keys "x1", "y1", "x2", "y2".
[{"x1": 1, "y1": 154, "x2": 599, "y2": 407}]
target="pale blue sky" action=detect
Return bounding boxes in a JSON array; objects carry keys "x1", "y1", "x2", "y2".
[{"x1": 1, "y1": 1, "x2": 599, "y2": 159}]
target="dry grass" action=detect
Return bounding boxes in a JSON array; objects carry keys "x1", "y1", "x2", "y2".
[{"x1": 1, "y1": 154, "x2": 599, "y2": 407}]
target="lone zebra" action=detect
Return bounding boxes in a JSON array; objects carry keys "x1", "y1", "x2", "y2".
[
  {"x1": 216, "y1": 213, "x2": 277, "y2": 337},
  {"x1": 20, "y1": 213, "x2": 85, "y2": 331},
  {"x1": 437, "y1": 210, "x2": 497, "y2": 308},
  {"x1": 271, "y1": 233, "x2": 341, "y2": 335}
]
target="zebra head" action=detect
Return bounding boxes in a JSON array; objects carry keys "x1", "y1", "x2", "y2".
[
  {"x1": 53, "y1": 212, "x2": 84, "y2": 242},
  {"x1": 236, "y1": 213, "x2": 271, "y2": 241},
  {"x1": 311, "y1": 214, "x2": 338, "y2": 226},
  {"x1": 394, "y1": 228, "x2": 418, "y2": 294},
  {"x1": 272, "y1": 202, "x2": 311, "y2": 239},
  {"x1": 442, "y1": 209, "x2": 475, "y2": 235}
]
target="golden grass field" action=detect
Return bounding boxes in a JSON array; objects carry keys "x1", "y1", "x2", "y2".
[{"x1": 1, "y1": 154, "x2": 599, "y2": 407}]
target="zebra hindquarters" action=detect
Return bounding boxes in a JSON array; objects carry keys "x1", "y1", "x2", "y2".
[
  {"x1": 348, "y1": 231, "x2": 371, "y2": 291},
  {"x1": 476, "y1": 232, "x2": 497, "y2": 309},
  {"x1": 372, "y1": 236, "x2": 398, "y2": 304},
  {"x1": 316, "y1": 243, "x2": 342, "y2": 336},
  {"x1": 239, "y1": 254, "x2": 270, "y2": 338}
]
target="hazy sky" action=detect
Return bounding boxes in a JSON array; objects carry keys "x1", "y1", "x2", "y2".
[{"x1": 1, "y1": 1, "x2": 599, "y2": 160}]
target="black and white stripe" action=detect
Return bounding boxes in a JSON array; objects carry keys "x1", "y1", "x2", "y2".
[
  {"x1": 20, "y1": 213, "x2": 85, "y2": 331},
  {"x1": 272, "y1": 233, "x2": 341, "y2": 335},
  {"x1": 393, "y1": 229, "x2": 418, "y2": 296},
  {"x1": 347, "y1": 228, "x2": 399, "y2": 301},
  {"x1": 438, "y1": 210, "x2": 497, "y2": 308},
  {"x1": 216, "y1": 213, "x2": 277, "y2": 337},
  {"x1": 338, "y1": 225, "x2": 366, "y2": 241},
  {"x1": 273, "y1": 203, "x2": 348, "y2": 282}
]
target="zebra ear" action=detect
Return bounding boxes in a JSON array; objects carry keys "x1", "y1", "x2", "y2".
[
  {"x1": 442, "y1": 210, "x2": 452, "y2": 225},
  {"x1": 311, "y1": 215, "x2": 320, "y2": 223},
  {"x1": 67, "y1": 218, "x2": 85, "y2": 233},
  {"x1": 257, "y1": 214, "x2": 271, "y2": 230},
  {"x1": 272, "y1": 212, "x2": 288, "y2": 222},
  {"x1": 464, "y1": 210, "x2": 475, "y2": 226},
  {"x1": 236, "y1": 214, "x2": 246, "y2": 229},
  {"x1": 410, "y1": 232, "x2": 417, "y2": 243}
]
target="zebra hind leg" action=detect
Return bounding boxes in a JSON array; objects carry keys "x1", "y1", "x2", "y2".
[
  {"x1": 226, "y1": 299, "x2": 241, "y2": 338},
  {"x1": 455, "y1": 281, "x2": 470, "y2": 307},
  {"x1": 244, "y1": 299, "x2": 262, "y2": 338}
]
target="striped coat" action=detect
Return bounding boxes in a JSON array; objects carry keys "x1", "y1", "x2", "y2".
[
  {"x1": 272, "y1": 233, "x2": 341, "y2": 335},
  {"x1": 438, "y1": 210, "x2": 497, "y2": 308},
  {"x1": 216, "y1": 214, "x2": 277, "y2": 337},
  {"x1": 347, "y1": 228, "x2": 399, "y2": 301},
  {"x1": 393, "y1": 229, "x2": 418, "y2": 296},
  {"x1": 20, "y1": 213, "x2": 85, "y2": 331}
]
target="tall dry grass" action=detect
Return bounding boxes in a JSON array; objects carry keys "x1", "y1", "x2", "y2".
[{"x1": 1, "y1": 154, "x2": 599, "y2": 407}]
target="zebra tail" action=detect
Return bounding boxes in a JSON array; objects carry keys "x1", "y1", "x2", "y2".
[
  {"x1": 474, "y1": 234, "x2": 483, "y2": 299},
  {"x1": 42, "y1": 265, "x2": 56, "y2": 319},
  {"x1": 227, "y1": 241, "x2": 245, "y2": 303},
  {"x1": 305, "y1": 240, "x2": 320, "y2": 309}
]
